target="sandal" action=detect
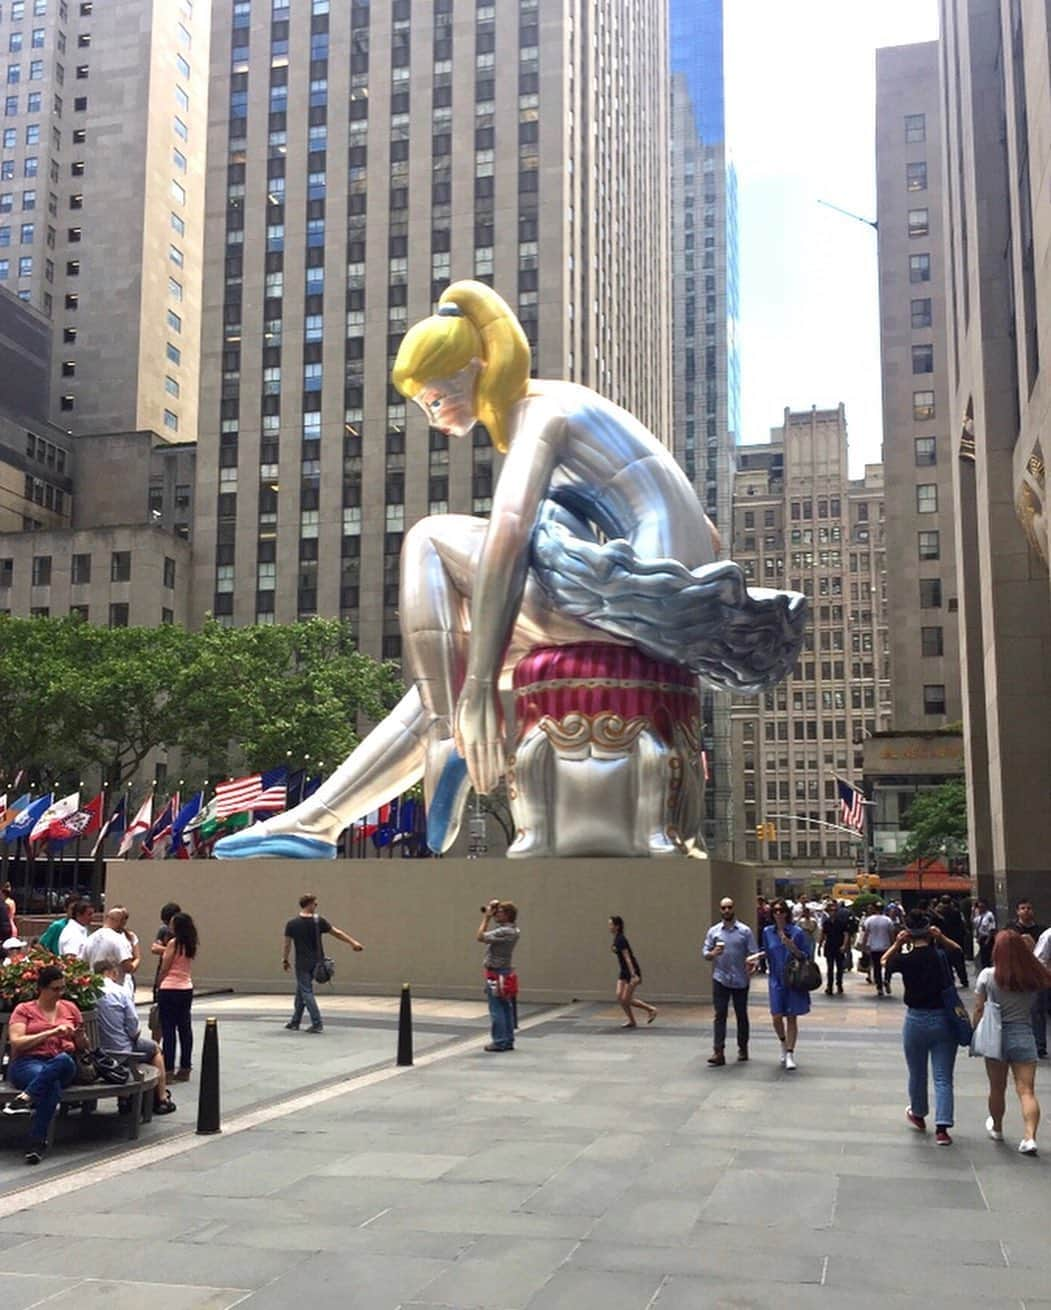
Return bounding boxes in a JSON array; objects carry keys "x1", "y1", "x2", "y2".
[
  {"x1": 3, "y1": 1094, "x2": 32, "y2": 1116},
  {"x1": 153, "y1": 1095, "x2": 177, "y2": 1115}
]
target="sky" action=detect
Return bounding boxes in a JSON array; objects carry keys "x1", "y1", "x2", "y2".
[{"x1": 724, "y1": 0, "x2": 940, "y2": 474}]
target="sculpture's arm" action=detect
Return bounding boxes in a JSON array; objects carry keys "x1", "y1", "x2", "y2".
[{"x1": 455, "y1": 404, "x2": 564, "y2": 793}]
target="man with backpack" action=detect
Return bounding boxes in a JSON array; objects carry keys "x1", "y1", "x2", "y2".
[{"x1": 281, "y1": 893, "x2": 364, "y2": 1033}]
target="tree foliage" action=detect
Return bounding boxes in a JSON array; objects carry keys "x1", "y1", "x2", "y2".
[
  {"x1": 900, "y1": 779, "x2": 969, "y2": 865},
  {"x1": 0, "y1": 616, "x2": 403, "y2": 790}
]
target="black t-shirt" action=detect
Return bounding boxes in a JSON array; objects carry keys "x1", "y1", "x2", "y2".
[
  {"x1": 887, "y1": 944, "x2": 946, "y2": 1010},
  {"x1": 822, "y1": 909, "x2": 849, "y2": 950},
  {"x1": 612, "y1": 932, "x2": 640, "y2": 980},
  {"x1": 1007, "y1": 919, "x2": 1046, "y2": 947},
  {"x1": 285, "y1": 915, "x2": 332, "y2": 972}
]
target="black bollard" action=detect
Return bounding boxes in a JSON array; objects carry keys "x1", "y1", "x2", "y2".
[
  {"x1": 196, "y1": 1016, "x2": 221, "y2": 1135},
  {"x1": 396, "y1": 983, "x2": 413, "y2": 1066}
]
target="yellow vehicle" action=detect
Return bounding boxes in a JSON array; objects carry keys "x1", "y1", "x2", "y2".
[{"x1": 830, "y1": 874, "x2": 881, "y2": 902}]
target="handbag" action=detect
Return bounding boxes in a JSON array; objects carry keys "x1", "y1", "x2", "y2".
[
  {"x1": 970, "y1": 977, "x2": 1003, "y2": 1060},
  {"x1": 785, "y1": 952, "x2": 822, "y2": 992},
  {"x1": 148, "y1": 1002, "x2": 161, "y2": 1038},
  {"x1": 937, "y1": 948, "x2": 973, "y2": 1047},
  {"x1": 313, "y1": 914, "x2": 335, "y2": 985},
  {"x1": 72, "y1": 1051, "x2": 98, "y2": 1084}
]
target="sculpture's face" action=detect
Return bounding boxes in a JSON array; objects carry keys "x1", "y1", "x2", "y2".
[{"x1": 413, "y1": 359, "x2": 482, "y2": 437}]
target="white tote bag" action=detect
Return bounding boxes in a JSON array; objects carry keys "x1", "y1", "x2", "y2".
[{"x1": 970, "y1": 995, "x2": 1002, "y2": 1060}]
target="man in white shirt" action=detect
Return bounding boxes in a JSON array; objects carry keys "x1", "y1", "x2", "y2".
[
  {"x1": 861, "y1": 903, "x2": 896, "y2": 997},
  {"x1": 85, "y1": 906, "x2": 137, "y2": 995},
  {"x1": 56, "y1": 900, "x2": 94, "y2": 959}
]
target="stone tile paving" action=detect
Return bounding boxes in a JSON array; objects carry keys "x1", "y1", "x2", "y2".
[{"x1": 0, "y1": 982, "x2": 1045, "y2": 1307}]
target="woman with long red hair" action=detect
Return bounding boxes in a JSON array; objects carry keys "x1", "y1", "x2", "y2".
[{"x1": 973, "y1": 930, "x2": 1051, "y2": 1155}]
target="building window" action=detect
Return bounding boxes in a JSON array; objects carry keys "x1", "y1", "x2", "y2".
[
  {"x1": 923, "y1": 684, "x2": 946, "y2": 715},
  {"x1": 912, "y1": 343, "x2": 934, "y2": 373},
  {"x1": 909, "y1": 253, "x2": 930, "y2": 283},
  {"x1": 918, "y1": 530, "x2": 940, "y2": 560},
  {"x1": 163, "y1": 408, "x2": 178, "y2": 431},
  {"x1": 31, "y1": 554, "x2": 51, "y2": 585},
  {"x1": 916, "y1": 483, "x2": 938, "y2": 513},
  {"x1": 71, "y1": 552, "x2": 91, "y2": 583},
  {"x1": 912, "y1": 390, "x2": 935, "y2": 421},
  {"x1": 910, "y1": 298, "x2": 932, "y2": 329},
  {"x1": 109, "y1": 602, "x2": 129, "y2": 628},
  {"x1": 914, "y1": 436, "x2": 936, "y2": 466},
  {"x1": 906, "y1": 161, "x2": 927, "y2": 190},
  {"x1": 921, "y1": 626, "x2": 943, "y2": 657},
  {"x1": 905, "y1": 113, "x2": 926, "y2": 143},
  {"x1": 110, "y1": 550, "x2": 130, "y2": 582},
  {"x1": 919, "y1": 578, "x2": 942, "y2": 609},
  {"x1": 163, "y1": 556, "x2": 175, "y2": 589},
  {"x1": 907, "y1": 208, "x2": 929, "y2": 237}
]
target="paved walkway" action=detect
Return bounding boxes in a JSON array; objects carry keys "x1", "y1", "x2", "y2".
[{"x1": 0, "y1": 973, "x2": 1047, "y2": 1309}]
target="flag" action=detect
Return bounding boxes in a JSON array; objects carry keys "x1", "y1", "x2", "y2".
[
  {"x1": 170, "y1": 792, "x2": 203, "y2": 858},
  {"x1": 117, "y1": 793, "x2": 153, "y2": 857},
  {"x1": 91, "y1": 794, "x2": 127, "y2": 857},
  {"x1": 4, "y1": 793, "x2": 53, "y2": 844},
  {"x1": 184, "y1": 794, "x2": 218, "y2": 835},
  {"x1": 0, "y1": 794, "x2": 6, "y2": 815},
  {"x1": 215, "y1": 767, "x2": 287, "y2": 819},
  {"x1": 285, "y1": 769, "x2": 305, "y2": 810},
  {"x1": 49, "y1": 793, "x2": 104, "y2": 845},
  {"x1": 303, "y1": 774, "x2": 321, "y2": 800},
  {"x1": 29, "y1": 791, "x2": 80, "y2": 844},
  {"x1": 0, "y1": 792, "x2": 31, "y2": 837},
  {"x1": 838, "y1": 779, "x2": 866, "y2": 833},
  {"x1": 141, "y1": 792, "x2": 179, "y2": 859},
  {"x1": 701, "y1": 749, "x2": 711, "y2": 784}
]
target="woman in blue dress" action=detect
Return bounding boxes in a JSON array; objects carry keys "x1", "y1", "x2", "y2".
[{"x1": 754, "y1": 898, "x2": 813, "y2": 1071}]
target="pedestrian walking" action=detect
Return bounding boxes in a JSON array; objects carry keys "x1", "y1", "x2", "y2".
[
  {"x1": 882, "y1": 910, "x2": 966, "y2": 1144},
  {"x1": 282, "y1": 893, "x2": 364, "y2": 1033},
  {"x1": 797, "y1": 902, "x2": 820, "y2": 953},
  {"x1": 477, "y1": 899, "x2": 520, "y2": 1052},
  {"x1": 935, "y1": 897, "x2": 969, "y2": 987},
  {"x1": 973, "y1": 899, "x2": 997, "y2": 970},
  {"x1": 156, "y1": 911, "x2": 198, "y2": 1081},
  {"x1": 973, "y1": 930, "x2": 1051, "y2": 1155},
  {"x1": 860, "y1": 903, "x2": 896, "y2": 997},
  {"x1": 702, "y1": 897, "x2": 758, "y2": 1065},
  {"x1": 818, "y1": 900, "x2": 850, "y2": 995},
  {"x1": 1006, "y1": 900, "x2": 1048, "y2": 1059},
  {"x1": 751, "y1": 898, "x2": 812, "y2": 1071},
  {"x1": 755, "y1": 897, "x2": 771, "y2": 973},
  {"x1": 608, "y1": 916, "x2": 657, "y2": 1028}
]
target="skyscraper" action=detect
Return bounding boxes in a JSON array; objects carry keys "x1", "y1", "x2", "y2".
[
  {"x1": 668, "y1": 0, "x2": 738, "y2": 851},
  {"x1": 875, "y1": 43, "x2": 961, "y2": 732},
  {"x1": 0, "y1": 0, "x2": 209, "y2": 436},
  {"x1": 193, "y1": 0, "x2": 672, "y2": 659}
]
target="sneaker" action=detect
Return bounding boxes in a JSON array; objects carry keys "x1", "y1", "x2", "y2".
[
  {"x1": 784, "y1": 1052, "x2": 797, "y2": 1072},
  {"x1": 824, "y1": 987, "x2": 833, "y2": 996},
  {"x1": 483, "y1": 1043, "x2": 513, "y2": 1052},
  {"x1": 985, "y1": 1116, "x2": 1003, "y2": 1142},
  {"x1": 172, "y1": 1069, "x2": 192, "y2": 1081},
  {"x1": 1019, "y1": 1138, "x2": 1038, "y2": 1156},
  {"x1": 307, "y1": 1024, "x2": 324, "y2": 1034},
  {"x1": 284, "y1": 1022, "x2": 300, "y2": 1030},
  {"x1": 24, "y1": 1143, "x2": 45, "y2": 1165},
  {"x1": 779, "y1": 1047, "x2": 787, "y2": 1068},
  {"x1": 906, "y1": 1108, "x2": 926, "y2": 1133},
  {"x1": 935, "y1": 1128, "x2": 953, "y2": 1146},
  {"x1": 737, "y1": 1048, "x2": 749, "y2": 1062},
  {"x1": 836, "y1": 986, "x2": 844, "y2": 995},
  {"x1": 2, "y1": 1095, "x2": 32, "y2": 1116},
  {"x1": 707, "y1": 1052, "x2": 726, "y2": 1066}
]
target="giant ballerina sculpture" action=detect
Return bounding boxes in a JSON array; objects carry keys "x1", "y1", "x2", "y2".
[{"x1": 215, "y1": 282, "x2": 806, "y2": 861}]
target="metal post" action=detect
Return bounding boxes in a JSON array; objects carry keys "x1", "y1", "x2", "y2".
[
  {"x1": 396, "y1": 983, "x2": 413, "y2": 1066},
  {"x1": 196, "y1": 1016, "x2": 221, "y2": 1134}
]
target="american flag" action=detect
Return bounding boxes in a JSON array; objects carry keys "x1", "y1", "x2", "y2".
[
  {"x1": 838, "y1": 779, "x2": 866, "y2": 832},
  {"x1": 215, "y1": 767, "x2": 287, "y2": 819}
]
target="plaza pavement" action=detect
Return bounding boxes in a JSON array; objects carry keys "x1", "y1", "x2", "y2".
[{"x1": 0, "y1": 973, "x2": 1046, "y2": 1309}]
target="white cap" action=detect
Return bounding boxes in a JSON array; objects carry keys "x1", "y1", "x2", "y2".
[{"x1": 3, "y1": 937, "x2": 26, "y2": 950}]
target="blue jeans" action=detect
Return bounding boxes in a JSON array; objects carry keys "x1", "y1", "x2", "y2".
[
  {"x1": 485, "y1": 973, "x2": 514, "y2": 1049},
  {"x1": 903, "y1": 1008, "x2": 957, "y2": 1127},
  {"x1": 8, "y1": 1053, "x2": 77, "y2": 1145},
  {"x1": 292, "y1": 968, "x2": 322, "y2": 1027},
  {"x1": 1032, "y1": 989, "x2": 1049, "y2": 1056}
]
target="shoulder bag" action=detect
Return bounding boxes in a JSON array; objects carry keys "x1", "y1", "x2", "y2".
[
  {"x1": 313, "y1": 914, "x2": 335, "y2": 985},
  {"x1": 784, "y1": 931, "x2": 822, "y2": 992},
  {"x1": 937, "y1": 948, "x2": 973, "y2": 1047},
  {"x1": 970, "y1": 978, "x2": 1003, "y2": 1060}
]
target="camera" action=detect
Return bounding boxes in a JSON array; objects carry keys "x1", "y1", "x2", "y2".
[{"x1": 480, "y1": 899, "x2": 500, "y2": 913}]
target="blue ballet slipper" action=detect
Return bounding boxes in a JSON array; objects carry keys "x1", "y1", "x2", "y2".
[
  {"x1": 426, "y1": 749, "x2": 471, "y2": 854},
  {"x1": 214, "y1": 828, "x2": 337, "y2": 860}
]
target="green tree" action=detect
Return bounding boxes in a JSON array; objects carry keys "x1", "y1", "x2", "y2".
[
  {"x1": 0, "y1": 616, "x2": 93, "y2": 785},
  {"x1": 900, "y1": 779, "x2": 969, "y2": 866}
]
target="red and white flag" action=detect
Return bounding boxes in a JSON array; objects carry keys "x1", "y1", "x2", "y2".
[
  {"x1": 118, "y1": 793, "x2": 154, "y2": 857},
  {"x1": 215, "y1": 768, "x2": 287, "y2": 819},
  {"x1": 30, "y1": 792, "x2": 80, "y2": 844},
  {"x1": 47, "y1": 792, "x2": 104, "y2": 843}
]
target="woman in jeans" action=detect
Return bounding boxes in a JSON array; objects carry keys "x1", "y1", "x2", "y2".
[
  {"x1": 973, "y1": 929, "x2": 1051, "y2": 1155},
  {"x1": 882, "y1": 910, "x2": 966, "y2": 1145},
  {"x1": 156, "y1": 911, "x2": 197, "y2": 1081},
  {"x1": 2, "y1": 964, "x2": 87, "y2": 1164}
]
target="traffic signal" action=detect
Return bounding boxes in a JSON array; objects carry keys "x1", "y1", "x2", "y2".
[{"x1": 755, "y1": 822, "x2": 778, "y2": 841}]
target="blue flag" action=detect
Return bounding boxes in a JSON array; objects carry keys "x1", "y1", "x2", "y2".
[
  {"x1": 169, "y1": 792, "x2": 203, "y2": 857},
  {"x1": 0, "y1": 792, "x2": 32, "y2": 838},
  {"x1": 4, "y1": 793, "x2": 53, "y2": 844}
]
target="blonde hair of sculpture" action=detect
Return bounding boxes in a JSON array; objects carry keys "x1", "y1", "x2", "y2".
[{"x1": 391, "y1": 280, "x2": 531, "y2": 454}]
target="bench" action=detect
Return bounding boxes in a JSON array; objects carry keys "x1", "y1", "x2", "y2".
[{"x1": 0, "y1": 1013, "x2": 160, "y2": 1146}]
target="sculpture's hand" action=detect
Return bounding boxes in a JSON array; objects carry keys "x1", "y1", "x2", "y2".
[{"x1": 454, "y1": 676, "x2": 505, "y2": 794}]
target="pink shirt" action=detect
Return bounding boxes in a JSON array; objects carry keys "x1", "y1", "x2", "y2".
[
  {"x1": 158, "y1": 946, "x2": 193, "y2": 990},
  {"x1": 10, "y1": 998, "x2": 83, "y2": 1058}
]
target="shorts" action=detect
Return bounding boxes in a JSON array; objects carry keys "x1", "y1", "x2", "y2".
[
  {"x1": 1000, "y1": 1021, "x2": 1038, "y2": 1064},
  {"x1": 132, "y1": 1036, "x2": 159, "y2": 1060}
]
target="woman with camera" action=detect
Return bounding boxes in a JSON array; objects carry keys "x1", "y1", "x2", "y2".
[
  {"x1": 2, "y1": 964, "x2": 88, "y2": 1164},
  {"x1": 477, "y1": 899, "x2": 520, "y2": 1052},
  {"x1": 750, "y1": 898, "x2": 813, "y2": 1071},
  {"x1": 882, "y1": 910, "x2": 965, "y2": 1145}
]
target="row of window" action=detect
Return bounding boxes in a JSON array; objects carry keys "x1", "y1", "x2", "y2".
[
  {"x1": 0, "y1": 1, "x2": 57, "y2": 20},
  {"x1": 0, "y1": 552, "x2": 178, "y2": 587},
  {"x1": 5, "y1": 603, "x2": 173, "y2": 625}
]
